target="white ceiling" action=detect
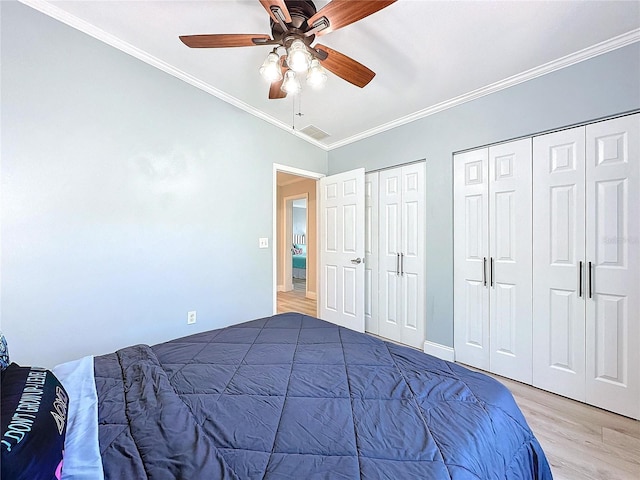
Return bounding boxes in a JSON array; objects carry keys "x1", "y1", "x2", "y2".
[{"x1": 23, "y1": 0, "x2": 640, "y2": 149}]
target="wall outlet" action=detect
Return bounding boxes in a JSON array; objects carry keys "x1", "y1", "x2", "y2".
[
  {"x1": 187, "y1": 311, "x2": 197, "y2": 325},
  {"x1": 259, "y1": 237, "x2": 269, "y2": 248}
]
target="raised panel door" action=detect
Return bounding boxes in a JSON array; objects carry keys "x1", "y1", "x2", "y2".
[
  {"x1": 533, "y1": 127, "x2": 586, "y2": 401},
  {"x1": 378, "y1": 168, "x2": 403, "y2": 341},
  {"x1": 454, "y1": 148, "x2": 490, "y2": 370},
  {"x1": 585, "y1": 113, "x2": 639, "y2": 419},
  {"x1": 400, "y1": 163, "x2": 425, "y2": 348},
  {"x1": 488, "y1": 139, "x2": 533, "y2": 383},
  {"x1": 364, "y1": 172, "x2": 379, "y2": 335},
  {"x1": 319, "y1": 169, "x2": 365, "y2": 332}
]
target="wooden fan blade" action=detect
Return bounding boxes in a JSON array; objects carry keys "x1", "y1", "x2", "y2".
[
  {"x1": 269, "y1": 79, "x2": 287, "y2": 99},
  {"x1": 179, "y1": 34, "x2": 271, "y2": 48},
  {"x1": 315, "y1": 44, "x2": 375, "y2": 88},
  {"x1": 307, "y1": 0, "x2": 396, "y2": 36},
  {"x1": 259, "y1": 0, "x2": 292, "y2": 23},
  {"x1": 269, "y1": 55, "x2": 288, "y2": 99}
]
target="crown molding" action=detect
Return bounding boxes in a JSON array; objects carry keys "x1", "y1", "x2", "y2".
[
  {"x1": 18, "y1": 0, "x2": 330, "y2": 151},
  {"x1": 17, "y1": 1, "x2": 639, "y2": 152},
  {"x1": 325, "y1": 28, "x2": 640, "y2": 150}
]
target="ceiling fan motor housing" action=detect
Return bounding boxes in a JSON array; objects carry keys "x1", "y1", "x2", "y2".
[{"x1": 271, "y1": 0, "x2": 318, "y2": 46}]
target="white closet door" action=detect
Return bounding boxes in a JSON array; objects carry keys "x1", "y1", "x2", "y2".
[
  {"x1": 585, "y1": 114, "x2": 640, "y2": 419},
  {"x1": 488, "y1": 139, "x2": 533, "y2": 383},
  {"x1": 364, "y1": 172, "x2": 379, "y2": 335},
  {"x1": 532, "y1": 127, "x2": 586, "y2": 401},
  {"x1": 454, "y1": 148, "x2": 490, "y2": 370},
  {"x1": 378, "y1": 168, "x2": 403, "y2": 342},
  {"x1": 400, "y1": 163, "x2": 425, "y2": 348}
]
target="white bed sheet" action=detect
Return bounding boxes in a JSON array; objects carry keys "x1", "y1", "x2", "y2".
[{"x1": 53, "y1": 356, "x2": 104, "y2": 480}]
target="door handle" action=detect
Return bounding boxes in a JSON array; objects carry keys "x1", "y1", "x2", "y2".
[
  {"x1": 396, "y1": 253, "x2": 400, "y2": 275},
  {"x1": 400, "y1": 253, "x2": 404, "y2": 276},
  {"x1": 483, "y1": 257, "x2": 487, "y2": 287},
  {"x1": 350, "y1": 257, "x2": 362, "y2": 265},
  {"x1": 490, "y1": 257, "x2": 494, "y2": 288},
  {"x1": 578, "y1": 261, "x2": 583, "y2": 298},
  {"x1": 588, "y1": 261, "x2": 593, "y2": 299}
]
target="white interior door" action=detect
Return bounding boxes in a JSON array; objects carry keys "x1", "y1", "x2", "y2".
[
  {"x1": 378, "y1": 168, "x2": 403, "y2": 342},
  {"x1": 364, "y1": 172, "x2": 379, "y2": 335},
  {"x1": 319, "y1": 169, "x2": 365, "y2": 332},
  {"x1": 399, "y1": 163, "x2": 425, "y2": 349},
  {"x1": 488, "y1": 139, "x2": 533, "y2": 383},
  {"x1": 585, "y1": 114, "x2": 640, "y2": 419},
  {"x1": 454, "y1": 148, "x2": 490, "y2": 370},
  {"x1": 532, "y1": 126, "x2": 586, "y2": 401}
]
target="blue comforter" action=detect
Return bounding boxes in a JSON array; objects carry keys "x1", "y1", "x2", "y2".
[{"x1": 95, "y1": 313, "x2": 552, "y2": 479}]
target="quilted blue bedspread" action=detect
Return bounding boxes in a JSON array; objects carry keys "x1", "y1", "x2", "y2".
[{"x1": 94, "y1": 313, "x2": 552, "y2": 479}]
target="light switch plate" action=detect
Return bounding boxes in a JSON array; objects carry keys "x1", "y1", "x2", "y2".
[{"x1": 259, "y1": 238, "x2": 269, "y2": 248}]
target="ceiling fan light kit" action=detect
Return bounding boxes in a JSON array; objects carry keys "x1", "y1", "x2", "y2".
[
  {"x1": 259, "y1": 51, "x2": 284, "y2": 83},
  {"x1": 306, "y1": 58, "x2": 327, "y2": 89},
  {"x1": 286, "y1": 38, "x2": 312, "y2": 72},
  {"x1": 179, "y1": 0, "x2": 397, "y2": 99},
  {"x1": 282, "y1": 70, "x2": 302, "y2": 95}
]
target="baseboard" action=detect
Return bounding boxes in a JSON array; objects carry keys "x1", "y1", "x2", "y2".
[
  {"x1": 277, "y1": 284, "x2": 285, "y2": 292},
  {"x1": 305, "y1": 291, "x2": 317, "y2": 300},
  {"x1": 423, "y1": 341, "x2": 455, "y2": 362}
]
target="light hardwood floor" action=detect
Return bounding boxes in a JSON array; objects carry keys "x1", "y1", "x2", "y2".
[
  {"x1": 276, "y1": 279, "x2": 317, "y2": 317},
  {"x1": 276, "y1": 291, "x2": 639, "y2": 479},
  {"x1": 482, "y1": 371, "x2": 640, "y2": 480}
]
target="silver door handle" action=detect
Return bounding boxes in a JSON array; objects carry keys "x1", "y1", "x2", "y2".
[
  {"x1": 490, "y1": 257, "x2": 494, "y2": 288},
  {"x1": 578, "y1": 261, "x2": 583, "y2": 298},
  {"x1": 350, "y1": 257, "x2": 362, "y2": 265},
  {"x1": 588, "y1": 261, "x2": 593, "y2": 299},
  {"x1": 483, "y1": 257, "x2": 487, "y2": 287},
  {"x1": 400, "y1": 253, "x2": 404, "y2": 276},
  {"x1": 396, "y1": 253, "x2": 400, "y2": 275}
]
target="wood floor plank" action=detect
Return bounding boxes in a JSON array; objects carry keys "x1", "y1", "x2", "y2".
[
  {"x1": 485, "y1": 372, "x2": 640, "y2": 480},
  {"x1": 277, "y1": 280, "x2": 317, "y2": 317}
]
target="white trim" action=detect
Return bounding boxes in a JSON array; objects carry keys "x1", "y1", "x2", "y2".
[
  {"x1": 423, "y1": 341, "x2": 455, "y2": 363},
  {"x1": 272, "y1": 164, "x2": 324, "y2": 315},
  {"x1": 19, "y1": 1, "x2": 639, "y2": 152},
  {"x1": 325, "y1": 29, "x2": 640, "y2": 150}
]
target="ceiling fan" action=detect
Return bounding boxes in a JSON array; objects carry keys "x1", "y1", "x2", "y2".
[{"x1": 179, "y1": 0, "x2": 396, "y2": 99}]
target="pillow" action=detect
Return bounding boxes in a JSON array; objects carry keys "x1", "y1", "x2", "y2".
[
  {"x1": 0, "y1": 333, "x2": 8, "y2": 371},
  {"x1": 1, "y1": 363, "x2": 69, "y2": 480}
]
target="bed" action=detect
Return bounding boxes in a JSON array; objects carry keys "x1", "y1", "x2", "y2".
[
  {"x1": 5, "y1": 313, "x2": 552, "y2": 479},
  {"x1": 292, "y1": 244, "x2": 307, "y2": 279},
  {"x1": 292, "y1": 234, "x2": 307, "y2": 280}
]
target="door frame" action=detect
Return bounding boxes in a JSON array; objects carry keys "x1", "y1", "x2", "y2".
[{"x1": 272, "y1": 163, "x2": 324, "y2": 315}]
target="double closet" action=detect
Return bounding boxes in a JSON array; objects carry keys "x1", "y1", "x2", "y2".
[
  {"x1": 365, "y1": 162, "x2": 426, "y2": 349},
  {"x1": 454, "y1": 113, "x2": 639, "y2": 419}
]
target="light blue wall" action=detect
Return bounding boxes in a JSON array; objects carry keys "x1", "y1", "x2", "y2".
[
  {"x1": 328, "y1": 43, "x2": 640, "y2": 348},
  {"x1": 293, "y1": 206, "x2": 306, "y2": 237},
  {"x1": 0, "y1": 2, "x2": 327, "y2": 367}
]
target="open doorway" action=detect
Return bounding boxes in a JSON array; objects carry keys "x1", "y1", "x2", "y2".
[
  {"x1": 273, "y1": 165, "x2": 323, "y2": 317},
  {"x1": 289, "y1": 196, "x2": 308, "y2": 294}
]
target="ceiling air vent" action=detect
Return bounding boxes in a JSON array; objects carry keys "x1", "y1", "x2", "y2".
[{"x1": 299, "y1": 125, "x2": 330, "y2": 141}]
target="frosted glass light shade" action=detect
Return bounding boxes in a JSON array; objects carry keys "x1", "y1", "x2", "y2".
[
  {"x1": 287, "y1": 39, "x2": 311, "y2": 73},
  {"x1": 281, "y1": 70, "x2": 301, "y2": 94},
  {"x1": 259, "y1": 52, "x2": 283, "y2": 83},
  {"x1": 306, "y1": 59, "x2": 327, "y2": 89}
]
